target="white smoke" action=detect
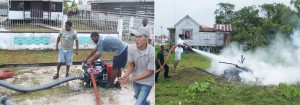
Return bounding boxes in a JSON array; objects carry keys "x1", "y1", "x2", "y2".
[{"x1": 197, "y1": 29, "x2": 300, "y2": 85}]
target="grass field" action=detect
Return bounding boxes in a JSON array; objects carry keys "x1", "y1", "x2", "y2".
[
  {"x1": 155, "y1": 45, "x2": 300, "y2": 105},
  {"x1": 0, "y1": 50, "x2": 114, "y2": 64}
]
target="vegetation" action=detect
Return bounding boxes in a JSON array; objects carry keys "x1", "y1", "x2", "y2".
[
  {"x1": 155, "y1": 45, "x2": 300, "y2": 105},
  {"x1": 215, "y1": 0, "x2": 300, "y2": 49}
]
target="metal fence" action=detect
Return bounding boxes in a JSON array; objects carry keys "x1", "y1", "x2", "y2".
[{"x1": 0, "y1": 9, "x2": 119, "y2": 33}]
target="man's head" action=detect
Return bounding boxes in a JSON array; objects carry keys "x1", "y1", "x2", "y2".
[
  {"x1": 179, "y1": 34, "x2": 184, "y2": 39},
  {"x1": 90, "y1": 32, "x2": 100, "y2": 44},
  {"x1": 65, "y1": 21, "x2": 73, "y2": 31},
  {"x1": 142, "y1": 18, "x2": 148, "y2": 27},
  {"x1": 160, "y1": 45, "x2": 164, "y2": 51},
  {"x1": 131, "y1": 27, "x2": 150, "y2": 49}
]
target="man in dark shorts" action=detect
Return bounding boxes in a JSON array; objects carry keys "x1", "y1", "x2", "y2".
[{"x1": 83, "y1": 32, "x2": 127, "y2": 88}]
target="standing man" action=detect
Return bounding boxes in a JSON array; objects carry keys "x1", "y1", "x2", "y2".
[
  {"x1": 155, "y1": 45, "x2": 171, "y2": 82},
  {"x1": 142, "y1": 18, "x2": 154, "y2": 46},
  {"x1": 119, "y1": 27, "x2": 154, "y2": 105},
  {"x1": 173, "y1": 34, "x2": 192, "y2": 72},
  {"x1": 83, "y1": 32, "x2": 127, "y2": 88},
  {"x1": 53, "y1": 21, "x2": 79, "y2": 79}
]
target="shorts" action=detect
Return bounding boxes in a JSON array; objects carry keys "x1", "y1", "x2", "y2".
[
  {"x1": 175, "y1": 50, "x2": 182, "y2": 61},
  {"x1": 113, "y1": 46, "x2": 128, "y2": 69},
  {"x1": 57, "y1": 49, "x2": 73, "y2": 65}
]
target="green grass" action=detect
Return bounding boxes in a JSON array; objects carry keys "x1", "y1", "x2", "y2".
[
  {"x1": 155, "y1": 45, "x2": 300, "y2": 105},
  {"x1": 0, "y1": 50, "x2": 114, "y2": 64}
]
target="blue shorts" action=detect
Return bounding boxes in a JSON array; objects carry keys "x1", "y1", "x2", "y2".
[
  {"x1": 113, "y1": 46, "x2": 128, "y2": 69},
  {"x1": 57, "y1": 49, "x2": 73, "y2": 65}
]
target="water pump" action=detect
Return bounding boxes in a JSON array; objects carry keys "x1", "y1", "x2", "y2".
[{"x1": 82, "y1": 60, "x2": 113, "y2": 88}]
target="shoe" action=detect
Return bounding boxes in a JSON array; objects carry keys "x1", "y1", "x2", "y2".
[
  {"x1": 114, "y1": 82, "x2": 121, "y2": 89},
  {"x1": 53, "y1": 74, "x2": 59, "y2": 79},
  {"x1": 105, "y1": 83, "x2": 115, "y2": 88},
  {"x1": 165, "y1": 76, "x2": 171, "y2": 78},
  {"x1": 65, "y1": 74, "x2": 69, "y2": 77}
]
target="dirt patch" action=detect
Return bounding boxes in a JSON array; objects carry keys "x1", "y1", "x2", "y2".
[
  {"x1": 0, "y1": 66, "x2": 154, "y2": 105},
  {"x1": 171, "y1": 67, "x2": 226, "y2": 85}
]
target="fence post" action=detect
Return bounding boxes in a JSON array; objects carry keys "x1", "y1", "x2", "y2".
[{"x1": 117, "y1": 19, "x2": 123, "y2": 39}]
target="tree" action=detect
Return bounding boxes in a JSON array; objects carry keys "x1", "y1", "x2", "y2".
[
  {"x1": 214, "y1": 3, "x2": 236, "y2": 24},
  {"x1": 290, "y1": 0, "x2": 300, "y2": 16}
]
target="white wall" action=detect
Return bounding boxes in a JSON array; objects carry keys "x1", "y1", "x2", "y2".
[
  {"x1": 9, "y1": 11, "x2": 63, "y2": 20},
  {"x1": 8, "y1": 11, "x2": 24, "y2": 19},
  {"x1": 0, "y1": 33, "x2": 119, "y2": 50},
  {"x1": 175, "y1": 17, "x2": 200, "y2": 46}
]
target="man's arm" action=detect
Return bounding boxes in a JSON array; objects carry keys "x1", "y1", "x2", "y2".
[
  {"x1": 83, "y1": 47, "x2": 97, "y2": 61},
  {"x1": 183, "y1": 43, "x2": 192, "y2": 49},
  {"x1": 131, "y1": 70, "x2": 154, "y2": 81},
  {"x1": 75, "y1": 39, "x2": 79, "y2": 55},
  {"x1": 56, "y1": 35, "x2": 61, "y2": 51},
  {"x1": 89, "y1": 54, "x2": 101, "y2": 63},
  {"x1": 74, "y1": 33, "x2": 79, "y2": 55}
]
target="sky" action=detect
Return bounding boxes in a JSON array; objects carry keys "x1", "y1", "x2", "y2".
[{"x1": 154, "y1": 0, "x2": 292, "y2": 36}]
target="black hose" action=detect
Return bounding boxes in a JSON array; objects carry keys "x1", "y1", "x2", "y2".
[
  {"x1": 0, "y1": 96, "x2": 17, "y2": 105},
  {"x1": 0, "y1": 74, "x2": 84, "y2": 93}
]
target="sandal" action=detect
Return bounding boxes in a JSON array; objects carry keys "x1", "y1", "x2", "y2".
[
  {"x1": 65, "y1": 74, "x2": 69, "y2": 77},
  {"x1": 53, "y1": 74, "x2": 59, "y2": 79}
]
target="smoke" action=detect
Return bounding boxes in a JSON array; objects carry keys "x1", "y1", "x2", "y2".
[{"x1": 198, "y1": 29, "x2": 300, "y2": 85}]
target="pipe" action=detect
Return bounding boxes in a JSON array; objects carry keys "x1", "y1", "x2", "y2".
[
  {"x1": 155, "y1": 45, "x2": 178, "y2": 73},
  {"x1": 0, "y1": 74, "x2": 84, "y2": 93},
  {"x1": 89, "y1": 65, "x2": 102, "y2": 105},
  {"x1": 0, "y1": 96, "x2": 17, "y2": 105}
]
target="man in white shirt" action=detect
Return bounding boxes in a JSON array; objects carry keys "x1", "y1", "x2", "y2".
[{"x1": 173, "y1": 34, "x2": 192, "y2": 71}]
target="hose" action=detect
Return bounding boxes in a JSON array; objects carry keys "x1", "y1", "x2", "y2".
[
  {"x1": 0, "y1": 96, "x2": 17, "y2": 105},
  {"x1": 155, "y1": 45, "x2": 178, "y2": 73},
  {"x1": 0, "y1": 74, "x2": 84, "y2": 93},
  {"x1": 89, "y1": 65, "x2": 102, "y2": 105}
]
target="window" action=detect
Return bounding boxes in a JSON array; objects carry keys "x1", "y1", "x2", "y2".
[
  {"x1": 182, "y1": 29, "x2": 192, "y2": 39},
  {"x1": 204, "y1": 33, "x2": 210, "y2": 40},
  {"x1": 219, "y1": 33, "x2": 224, "y2": 40},
  {"x1": 79, "y1": 0, "x2": 83, "y2": 5},
  {"x1": 51, "y1": 2, "x2": 62, "y2": 12},
  {"x1": 10, "y1": 1, "x2": 24, "y2": 10}
]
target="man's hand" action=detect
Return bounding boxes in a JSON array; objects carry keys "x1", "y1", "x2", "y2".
[
  {"x1": 86, "y1": 60, "x2": 92, "y2": 65},
  {"x1": 82, "y1": 58, "x2": 88, "y2": 62},
  {"x1": 118, "y1": 76, "x2": 130, "y2": 85},
  {"x1": 75, "y1": 50, "x2": 79, "y2": 55}
]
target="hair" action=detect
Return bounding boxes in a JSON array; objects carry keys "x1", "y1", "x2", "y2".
[
  {"x1": 160, "y1": 45, "x2": 164, "y2": 49},
  {"x1": 179, "y1": 34, "x2": 184, "y2": 38},
  {"x1": 143, "y1": 18, "x2": 148, "y2": 22},
  {"x1": 65, "y1": 21, "x2": 72, "y2": 27},
  {"x1": 91, "y1": 32, "x2": 99, "y2": 37}
]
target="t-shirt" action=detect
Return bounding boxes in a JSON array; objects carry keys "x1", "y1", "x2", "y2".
[
  {"x1": 128, "y1": 44, "x2": 155, "y2": 86},
  {"x1": 96, "y1": 36, "x2": 127, "y2": 56},
  {"x1": 59, "y1": 28, "x2": 77, "y2": 50},
  {"x1": 175, "y1": 38, "x2": 184, "y2": 53},
  {"x1": 156, "y1": 50, "x2": 164, "y2": 67}
]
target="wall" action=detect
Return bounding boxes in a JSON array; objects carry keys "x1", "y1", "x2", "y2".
[{"x1": 0, "y1": 33, "x2": 119, "y2": 50}]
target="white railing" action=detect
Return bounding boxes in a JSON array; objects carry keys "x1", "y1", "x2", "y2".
[
  {"x1": 1, "y1": 9, "x2": 120, "y2": 33},
  {"x1": 88, "y1": 0, "x2": 154, "y2": 3}
]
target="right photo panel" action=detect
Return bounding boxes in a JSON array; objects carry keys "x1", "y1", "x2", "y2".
[{"x1": 155, "y1": 0, "x2": 300, "y2": 104}]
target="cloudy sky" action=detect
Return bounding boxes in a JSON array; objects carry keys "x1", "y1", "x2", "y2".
[{"x1": 154, "y1": 0, "x2": 291, "y2": 36}]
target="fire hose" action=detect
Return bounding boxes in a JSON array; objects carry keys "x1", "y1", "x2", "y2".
[
  {"x1": 0, "y1": 96, "x2": 16, "y2": 105},
  {"x1": 155, "y1": 45, "x2": 178, "y2": 73},
  {"x1": 0, "y1": 74, "x2": 84, "y2": 93},
  {"x1": 88, "y1": 65, "x2": 102, "y2": 105}
]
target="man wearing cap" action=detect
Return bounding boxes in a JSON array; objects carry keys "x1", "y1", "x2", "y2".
[
  {"x1": 118, "y1": 27, "x2": 154, "y2": 105},
  {"x1": 83, "y1": 32, "x2": 128, "y2": 88}
]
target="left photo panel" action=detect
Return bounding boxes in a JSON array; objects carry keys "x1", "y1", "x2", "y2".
[{"x1": 0, "y1": 0, "x2": 155, "y2": 105}]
